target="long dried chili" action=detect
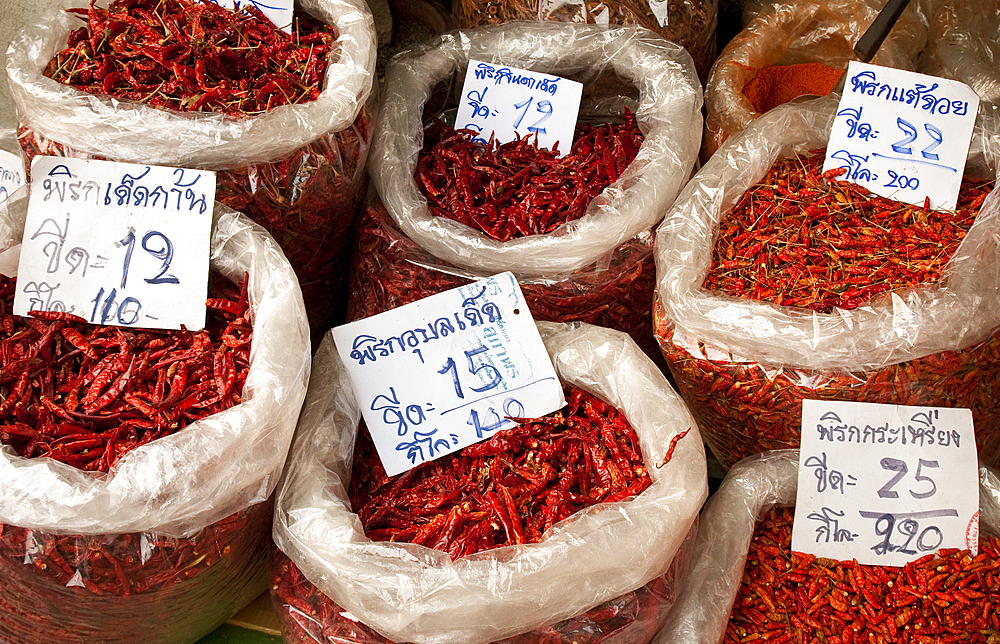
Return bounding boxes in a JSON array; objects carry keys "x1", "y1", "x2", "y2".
[{"x1": 728, "y1": 505, "x2": 1000, "y2": 643}]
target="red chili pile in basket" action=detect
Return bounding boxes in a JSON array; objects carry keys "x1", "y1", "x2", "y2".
[
  {"x1": 728, "y1": 506, "x2": 1000, "y2": 643},
  {"x1": 44, "y1": 0, "x2": 338, "y2": 115},
  {"x1": 416, "y1": 109, "x2": 643, "y2": 241},
  {"x1": 0, "y1": 273, "x2": 251, "y2": 473},
  {"x1": 702, "y1": 149, "x2": 993, "y2": 312},
  {"x1": 349, "y1": 386, "x2": 675, "y2": 559}
]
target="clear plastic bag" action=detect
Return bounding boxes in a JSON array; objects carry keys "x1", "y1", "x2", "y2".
[
  {"x1": 452, "y1": 0, "x2": 718, "y2": 82},
  {"x1": 6, "y1": 0, "x2": 377, "y2": 330},
  {"x1": 653, "y1": 96, "x2": 1000, "y2": 469},
  {"x1": 652, "y1": 449, "x2": 1000, "y2": 644},
  {"x1": 272, "y1": 322, "x2": 707, "y2": 644},
  {"x1": 919, "y1": 0, "x2": 1000, "y2": 105},
  {"x1": 0, "y1": 187, "x2": 311, "y2": 642},
  {"x1": 702, "y1": 0, "x2": 927, "y2": 159}
]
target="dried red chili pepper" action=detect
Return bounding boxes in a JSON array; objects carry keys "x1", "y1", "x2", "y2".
[
  {"x1": 727, "y1": 505, "x2": 1000, "y2": 644},
  {"x1": 417, "y1": 111, "x2": 643, "y2": 242},
  {"x1": 269, "y1": 548, "x2": 678, "y2": 644},
  {"x1": 0, "y1": 501, "x2": 272, "y2": 644},
  {"x1": 702, "y1": 149, "x2": 992, "y2": 313},
  {"x1": 347, "y1": 202, "x2": 662, "y2": 367},
  {"x1": 0, "y1": 272, "x2": 251, "y2": 472}
]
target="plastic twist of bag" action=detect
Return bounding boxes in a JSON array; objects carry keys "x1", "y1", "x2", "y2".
[{"x1": 272, "y1": 321, "x2": 707, "y2": 644}]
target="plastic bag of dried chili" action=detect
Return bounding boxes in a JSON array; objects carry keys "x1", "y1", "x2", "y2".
[
  {"x1": 653, "y1": 450, "x2": 1000, "y2": 644},
  {"x1": 653, "y1": 96, "x2": 1000, "y2": 470},
  {"x1": 362, "y1": 22, "x2": 701, "y2": 368},
  {"x1": 272, "y1": 322, "x2": 707, "y2": 644},
  {"x1": 919, "y1": 0, "x2": 1000, "y2": 105},
  {"x1": 6, "y1": 0, "x2": 376, "y2": 332},
  {"x1": 701, "y1": 0, "x2": 927, "y2": 160},
  {"x1": 452, "y1": 0, "x2": 718, "y2": 83},
  {"x1": 0, "y1": 189, "x2": 311, "y2": 643}
]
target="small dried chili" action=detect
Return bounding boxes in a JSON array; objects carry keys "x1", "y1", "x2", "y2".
[
  {"x1": 349, "y1": 200, "x2": 663, "y2": 374},
  {"x1": 0, "y1": 272, "x2": 251, "y2": 472},
  {"x1": 728, "y1": 505, "x2": 1000, "y2": 644},
  {"x1": 417, "y1": 111, "x2": 642, "y2": 242},
  {"x1": 269, "y1": 548, "x2": 678, "y2": 644}
]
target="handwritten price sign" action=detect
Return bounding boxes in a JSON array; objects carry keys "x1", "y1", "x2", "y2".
[
  {"x1": 202, "y1": 0, "x2": 293, "y2": 32},
  {"x1": 332, "y1": 273, "x2": 566, "y2": 476},
  {"x1": 793, "y1": 400, "x2": 979, "y2": 567},
  {"x1": 15, "y1": 157, "x2": 215, "y2": 331},
  {"x1": 0, "y1": 150, "x2": 24, "y2": 206},
  {"x1": 455, "y1": 60, "x2": 584, "y2": 155},
  {"x1": 823, "y1": 61, "x2": 979, "y2": 211}
]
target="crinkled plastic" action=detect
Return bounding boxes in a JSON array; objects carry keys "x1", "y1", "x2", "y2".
[
  {"x1": 702, "y1": 0, "x2": 927, "y2": 159},
  {"x1": 919, "y1": 0, "x2": 1000, "y2": 105},
  {"x1": 272, "y1": 321, "x2": 707, "y2": 644},
  {"x1": 654, "y1": 97, "x2": 1000, "y2": 469},
  {"x1": 651, "y1": 449, "x2": 1000, "y2": 644},
  {"x1": 369, "y1": 21, "x2": 702, "y2": 280},
  {"x1": 7, "y1": 0, "x2": 377, "y2": 329},
  {"x1": 0, "y1": 187, "x2": 310, "y2": 641},
  {"x1": 452, "y1": 0, "x2": 718, "y2": 82},
  {"x1": 5, "y1": 0, "x2": 375, "y2": 167},
  {"x1": 347, "y1": 201, "x2": 664, "y2": 369}
]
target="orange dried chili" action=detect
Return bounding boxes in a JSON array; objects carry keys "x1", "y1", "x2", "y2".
[{"x1": 741, "y1": 63, "x2": 843, "y2": 113}]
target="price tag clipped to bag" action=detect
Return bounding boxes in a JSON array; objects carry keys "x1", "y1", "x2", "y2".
[
  {"x1": 455, "y1": 60, "x2": 584, "y2": 155},
  {"x1": 823, "y1": 61, "x2": 979, "y2": 211},
  {"x1": 204, "y1": 0, "x2": 294, "y2": 32},
  {"x1": 333, "y1": 273, "x2": 566, "y2": 476},
  {"x1": 0, "y1": 150, "x2": 24, "y2": 205},
  {"x1": 792, "y1": 400, "x2": 979, "y2": 567},
  {"x1": 14, "y1": 156, "x2": 215, "y2": 331}
]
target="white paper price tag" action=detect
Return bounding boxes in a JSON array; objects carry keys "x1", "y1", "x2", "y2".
[
  {"x1": 793, "y1": 400, "x2": 979, "y2": 567},
  {"x1": 204, "y1": 0, "x2": 293, "y2": 32},
  {"x1": 823, "y1": 61, "x2": 979, "y2": 211},
  {"x1": 15, "y1": 157, "x2": 215, "y2": 331},
  {"x1": 0, "y1": 150, "x2": 25, "y2": 205},
  {"x1": 332, "y1": 273, "x2": 566, "y2": 476},
  {"x1": 455, "y1": 60, "x2": 584, "y2": 155}
]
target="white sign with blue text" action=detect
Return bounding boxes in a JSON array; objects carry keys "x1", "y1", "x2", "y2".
[
  {"x1": 792, "y1": 399, "x2": 979, "y2": 568},
  {"x1": 203, "y1": 0, "x2": 294, "y2": 32},
  {"x1": 823, "y1": 61, "x2": 979, "y2": 211},
  {"x1": 15, "y1": 156, "x2": 215, "y2": 331},
  {"x1": 0, "y1": 150, "x2": 24, "y2": 206},
  {"x1": 332, "y1": 273, "x2": 566, "y2": 476},
  {"x1": 454, "y1": 60, "x2": 584, "y2": 156}
]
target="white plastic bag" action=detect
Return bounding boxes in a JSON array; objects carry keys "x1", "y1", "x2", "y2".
[
  {"x1": 273, "y1": 321, "x2": 707, "y2": 644},
  {"x1": 369, "y1": 21, "x2": 702, "y2": 279},
  {"x1": 919, "y1": 0, "x2": 1000, "y2": 105}
]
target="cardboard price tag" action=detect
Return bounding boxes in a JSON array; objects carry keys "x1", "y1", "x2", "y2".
[
  {"x1": 14, "y1": 157, "x2": 215, "y2": 331},
  {"x1": 793, "y1": 400, "x2": 979, "y2": 568},
  {"x1": 823, "y1": 61, "x2": 979, "y2": 211},
  {"x1": 204, "y1": 0, "x2": 293, "y2": 32},
  {"x1": 0, "y1": 150, "x2": 24, "y2": 206},
  {"x1": 454, "y1": 60, "x2": 584, "y2": 155},
  {"x1": 332, "y1": 273, "x2": 566, "y2": 476}
]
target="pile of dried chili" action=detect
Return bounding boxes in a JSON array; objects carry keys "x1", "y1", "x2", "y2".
[
  {"x1": 727, "y1": 505, "x2": 1000, "y2": 643},
  {"x1": 701, "y1": 149, "x2": 992, "y2": 313},
  {"x1": 269, "y1": 548, "x2": 677, "y2": 644},
  {"x1": 654, "y1": 149, "x2": 1000, "y2": 470},
  {"x1": 0, "y1": 272, "x2": 250, "y2": 472},
  {"x1": 22, "y1": 0, "x2": 372, "y2": 331},
  {"x1": 417, "y1": 111, "x2": 642, "y2": 241}
]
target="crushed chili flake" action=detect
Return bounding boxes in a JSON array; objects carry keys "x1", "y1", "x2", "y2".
[
  {"x1": 728, "y1": 505, "x2": 1000, "y2": 643},
  {"x1": 0, "y1": 272, "x2": 251, "y2": 473},
  {"x1": 44, "y1": 0, "x2": 339, "y2": 116},
  {"x1": 703, "y1": 149, "x2": 993, "y2": 313},
  {"x1": 416, "y1": 109, "x2": 643, "y2": 241},
  {"x1": 348, "y1": 387, "x2": 655, "y2": 559}
]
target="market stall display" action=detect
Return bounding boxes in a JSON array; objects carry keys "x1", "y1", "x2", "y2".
[
  {"x1": 653, "y1": 96, "x2": 1000, "y2": 470},
  {"x1": 0, "y1": 189, "x2": 310, "y2": 643},
  {"x1": 654, "y1": 450, "x2": 1000, "y2": 644},
  {"x1": 6, "y1": 0, "x2": 376, "y2": 331},
  {"x1": 271, "y1": 322, "x2": 706, "y2": 644},
  {"x1": 701, "y1": 0, "x2": 926, "y2": 160},
  {"x1": 355, "y1": 22, "x2": 701, "y2": 367}
]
